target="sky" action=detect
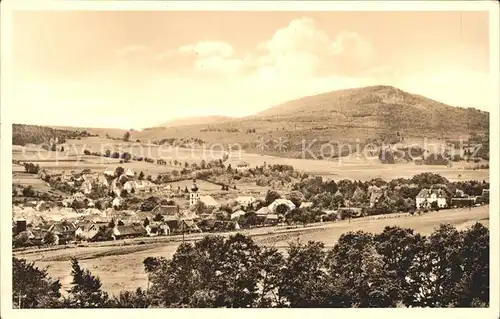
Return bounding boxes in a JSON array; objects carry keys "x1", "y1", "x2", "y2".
[{"x1": 9, "y1": 10, "x2": 491, "y2": 129}]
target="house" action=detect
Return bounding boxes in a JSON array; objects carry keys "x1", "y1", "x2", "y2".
[
  {"x1": 180, "y1": 220, "x2": 202, "y2": 233},
  {"x1": 255, "y1": 207, "x2": 271, "y2": 216},
  {"x1": 200, "y1": 195, "x2": 220, "y2": 208},
  {"x1": 47, "y1": 221, "x2": 77, "y2": 244},
  {"x1": 82, "y1": 180, "x2": 93, "y2": 195},
  {"x1": 104, "y1": 169, "x2": 115, "y2": 177},
  {"x1": 189, "y1": 179, "x2": 200, "y2": 207},
  {"x1": 82, "y1": 174, "x2": 97, "y2": 182},
  {"x1": 482, "y1": 189, "x2": 490, "y2": 196},
  {"x1": 212, "y1": 220, "x2": 240, "y2": 231},
  {"x1": 84, "y1": 208, "x2": 104, "y2": 216},
  {"x1": 112, "y1": 197, "x2": 123, "y2": 209},
  {"x1": 97, "y1": 174, "x2": 110, "y2": 187},
  {"x1": 144, "y1": 221, "x2": 170, "y2": 236},
  {"x1": 299, "y1": 202, "x2": 313, "y2": 209},
  {"x1": 125, "y1": 168, "x2": 135, "y2": 178},
  {"x1": 111, "y1": 225, "x2": 147, "y2": 240},
  {"x1": 265, "y1": 214, "x2": 280, "y2": 225},
  {"x1": 72, "y1": 192, "x2": 87, "y2": 202},
  {"x1": 35, "y1": 201, "x2": 51, "y2": 212},
  {"x1": 232, "y1": 160, "x2": 250, "y2": 171},
  {"x1": 123, "y1": 180, "x2": 138, "y2": 193},
  {"x1": 451, "y1": 197, "x2": 477, "y2": 208},
  {"x1": 416, "y1": 188, "x2": 448, "y2": 209},
  {"x1": 62, "y1": 198, "x2": 74, "y2": 208},
  {"x1": 136, "y1": 180, "x2": 156, "y2": 192},
  {"x1": 236, "y1": 196, "x2": 256, "y2": 206},
  {"x1": 268, "y1": 199, "x2": 296, "y2": 213},
  {"x1": 368, "y1": 186, "x2": 385, "y2": 208},
  {"x1": 75, "y1": 221, "x2": 100, "y2": 241},
  {"x1": 151, "y1": 205, "x2": 179, "y2": 217},
  {"x1": 164, "y1": 218, "x2": 181, "y2": 233},
  {"x1": 231, "y1": 210, "x2": 246, "y2": 220},
  {"x1": 62, "y1": 171, "x2": 74, "y2": 182}
]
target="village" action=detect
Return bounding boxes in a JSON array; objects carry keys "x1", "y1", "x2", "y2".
[{"x1": 12, "y1": 155, "x2": 490, "y2": 249}]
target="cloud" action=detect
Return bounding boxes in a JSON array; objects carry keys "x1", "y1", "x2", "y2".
[
  {"x1": 178, "y1": 41, "x2": 235, "y2": 58},
  {"x1": 150, "y1": 17, "x2": 376, "y2": 78},
  {"x1": 254, "y1": 18, "x2": 376, "y2": 77}
]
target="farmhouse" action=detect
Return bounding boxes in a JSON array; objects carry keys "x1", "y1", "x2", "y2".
[
  {"x1": 145, "y1": 221, "x2": 170, "y2": 236},
  {"x1": 416, "y1": 188, "x2": 448, "y2": 209},
  {"x1": 111, "y1": 225, "x2": 147, "y2": 240},
  {"x1": 236, "y1": 196, "x2": 256, "y2": 206},
  {"x1": 268, "y1": 199, "x2": 296, "y2": 213},
  {"x1": 75, "y1": 221, "x2": 100, "y2": 241}
]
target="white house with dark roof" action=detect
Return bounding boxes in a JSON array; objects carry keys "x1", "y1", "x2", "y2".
[
  {"x1": 236, "y1": 196, "x2": 256, "y2": 206},
  {"x1": 416, "y1": 188, "x2": 448, "y2": 209}
]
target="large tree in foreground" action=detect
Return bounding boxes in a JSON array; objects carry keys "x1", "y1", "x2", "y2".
[{"x1": 12, "y1": 258, "x2": 62, "y2": 308}]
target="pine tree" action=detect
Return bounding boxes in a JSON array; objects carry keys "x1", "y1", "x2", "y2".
[{"x1": 67, "y1": 258, "x2": 109, "y2": 308}]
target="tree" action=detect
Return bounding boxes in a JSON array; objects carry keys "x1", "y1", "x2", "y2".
[
  {"x1": 194, "y1": 201, "x2": 208, "y2": 215},
  {"x1": 454, "y1": 223, "x2": 489, "y2": 306},
  {"x1": 66, "y1": 258, "x2": 109, "y2": 308},
  {"x1": 325, "y1": 231, "x2": 402, "y2": 307},
  {"x1": 430, "y1": 201, "x2": 439, "y2": 211},
  {"x1": 374, "y1": 226, "x2": 427, "y2": 306},
  {"x1": 138, "y1": 171, "x2": 145, "y2": 180},
  {"x1": 405, "y1": 224, "x2": 464, "y2": 307},
  {"x1": 115, "y1": 166, "x2": 125, "y2": 177},
  {"x1": 13, "y1": 257, "x2": 62, "y2": 308},
  {"x1": 43, "y1": 231, "x2": 57, "y2": 246},
  {"x1": 288, "y1": 190, "x2": 305, "y2": 207},
  {"x1": 275, "y1": 203, "x2": 290, "y2": 216},
  {"x1": 143, "y1": 218, "x2": 150, "y2": 227},
  {"x1": 111, "y1": 288, "x2": 149, "y2": 308},
  {"x1": 279, "y1": 240, "x2": 327, "y2": 307},
  {"x1": 123, "y1": 131, "x2": 131, "y2": 142},
  {"x1": 265, "y1": 190, "x2": 281, "y2": 206}
]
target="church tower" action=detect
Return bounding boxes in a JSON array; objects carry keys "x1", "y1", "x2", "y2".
[{"x1": 189, "y1": 179, "x2": 200, "y2": 207}]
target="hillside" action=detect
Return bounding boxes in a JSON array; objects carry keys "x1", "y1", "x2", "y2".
[
  {"x1": 12, "y1": 85, "x2": 489, "y2": 159},
  {"x1": 158, "y1": 115, "x2": 235, "y2": 128},
  {"x1": 253, "y1": 85, "x2": 489, "y2": 135},
  {"x1": 12, "y1": 124, "x2": 96, "y2": 146},
  {"x1": 130, "y1": 85, "x2": 489, "y2": 156}
]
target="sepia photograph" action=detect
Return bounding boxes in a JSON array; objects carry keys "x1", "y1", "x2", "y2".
[{"x1": 1, "y1": 0, "x2": 499, "y2": 316}]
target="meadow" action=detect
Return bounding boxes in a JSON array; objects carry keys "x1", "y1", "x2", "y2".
[{"x1": 13, "y1": 137, "x2": 490, "y2": 182}]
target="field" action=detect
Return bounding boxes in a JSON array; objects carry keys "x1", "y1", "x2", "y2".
[
  {"x1": 15, "y1": 205, "x2": 489, "y2": 296},
  {"x1": 13, "y1": 137, "x2": 490, "y2": 182}
]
